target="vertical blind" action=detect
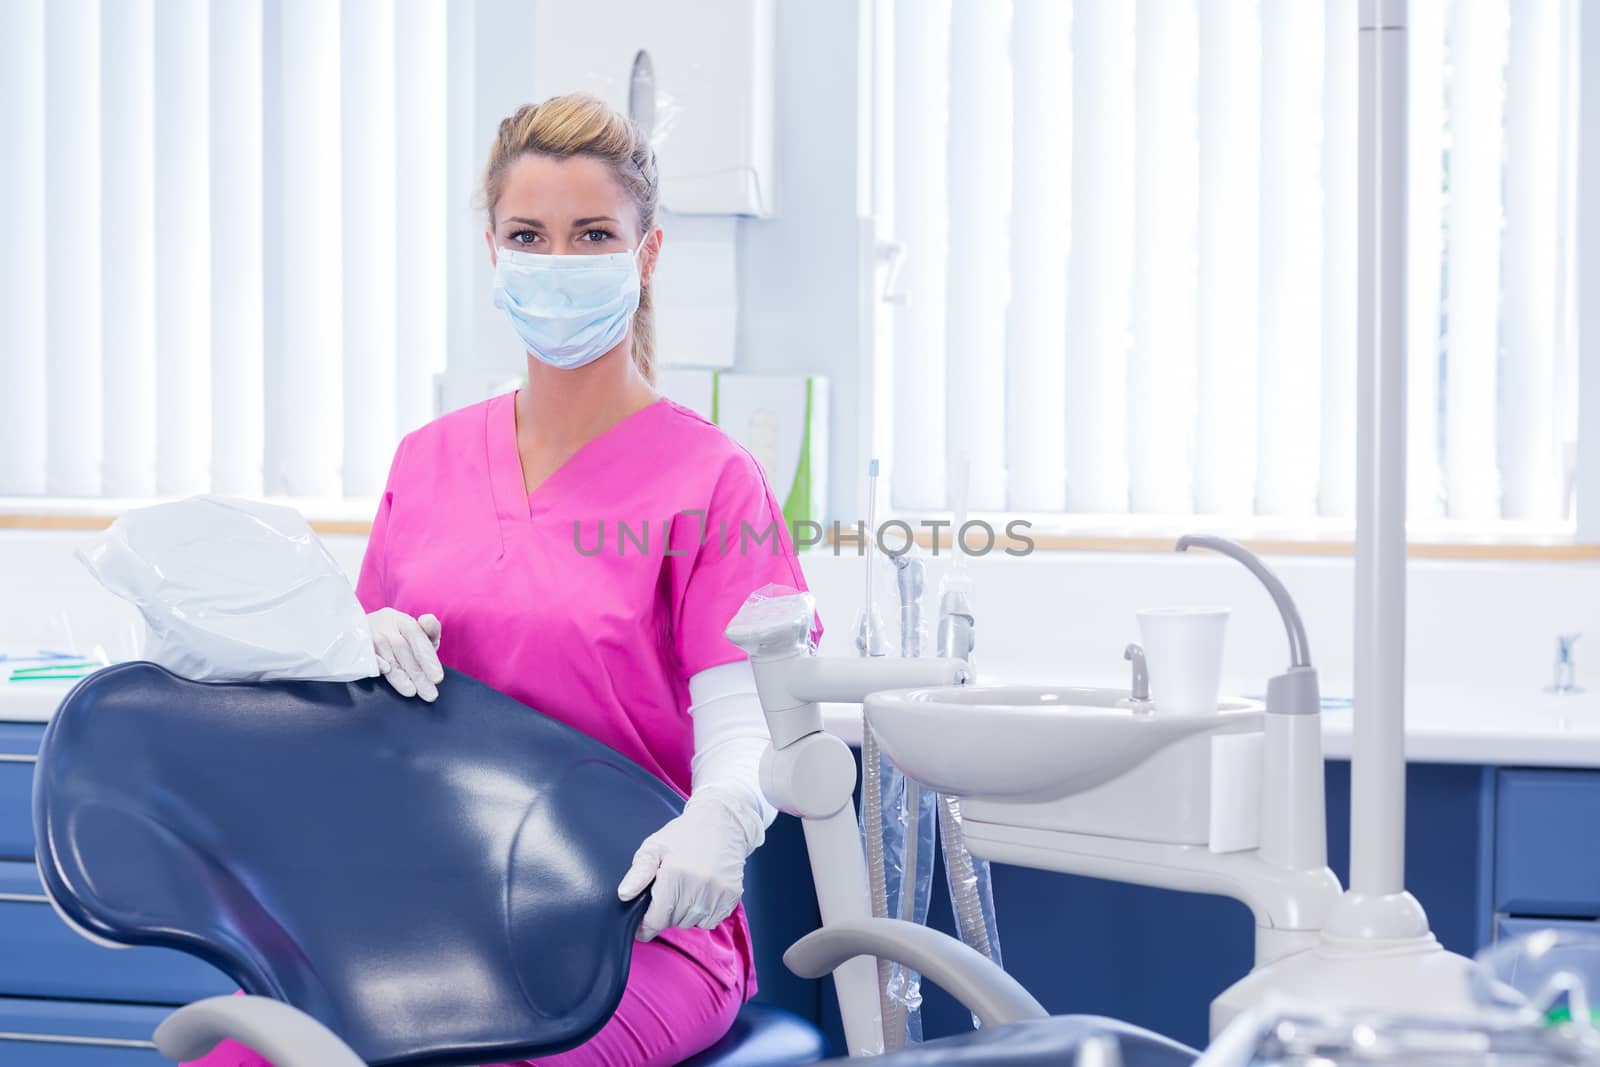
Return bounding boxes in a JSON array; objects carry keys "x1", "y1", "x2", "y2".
[
  {"x1": 0, "y1": 0, "x2": 450, "y2": 501},
  {"x1": 883, "y1": 0, "x2": 1581, "y2": 526}
]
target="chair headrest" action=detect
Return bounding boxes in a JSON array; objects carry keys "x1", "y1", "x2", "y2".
[{"x1": 34, "y1": 662, "x2": 684, "y2": 1067}]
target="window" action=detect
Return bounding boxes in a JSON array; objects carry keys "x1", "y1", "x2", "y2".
[
  {"x1": 0, "y1": 0, "x2": 456, "y2": 509},
  {"x1": 869, "y1": 0, "x2": 1582, "y2": 538}
]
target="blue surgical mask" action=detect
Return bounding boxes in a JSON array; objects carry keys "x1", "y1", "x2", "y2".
[{"x1": 492, "y1": 243, "x2": 644, "y2": 370}]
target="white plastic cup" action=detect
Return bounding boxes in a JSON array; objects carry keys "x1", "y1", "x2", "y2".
[{"x1": 1136, "y1": 607, "x2": 1230, "y2": 716}]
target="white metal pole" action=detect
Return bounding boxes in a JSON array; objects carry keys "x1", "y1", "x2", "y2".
[{"x1": 1352, "y1": 0, "x2": 1408, "y2": 898}]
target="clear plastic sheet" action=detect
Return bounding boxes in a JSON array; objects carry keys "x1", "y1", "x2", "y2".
[
  {"x1": 725, "y1": 583, "x2": 818, "y2": 658},
  {"x1": 77, "y1": 495, "x2": 378, "y2": 683}
]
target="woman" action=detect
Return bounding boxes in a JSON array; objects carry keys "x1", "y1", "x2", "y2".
[{"x1": 195, "y1": 94, "x2": 815, "y2": 1067}]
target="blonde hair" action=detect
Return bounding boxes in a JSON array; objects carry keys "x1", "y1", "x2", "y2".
[{"x1": 483, "y1": 94, "x2": 660, "y2": 383}]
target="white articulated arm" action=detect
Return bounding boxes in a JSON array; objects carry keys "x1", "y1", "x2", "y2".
[
  {"x1": 785, "y1": 918, "x2": 1048, "y2": 1029},
  {"x1": 153, "y1": 996, "x2": 364, "y2": 1067}
]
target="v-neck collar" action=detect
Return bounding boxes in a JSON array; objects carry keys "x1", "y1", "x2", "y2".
[{"x1": 485, "y1": 392, "x2": 667, "y2": 548}]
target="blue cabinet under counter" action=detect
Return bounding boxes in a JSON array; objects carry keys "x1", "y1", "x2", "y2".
[
  {"x1": 0, "y1": 861, "x2": 232, "y2": 1006},
  {"x1": 0, "y1": 997, "x2": 171, "y2": 1067}
]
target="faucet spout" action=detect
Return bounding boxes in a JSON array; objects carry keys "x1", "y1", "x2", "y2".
[{"x1": 1123, "y1": 643, "x2": 1150, "y2": 704}]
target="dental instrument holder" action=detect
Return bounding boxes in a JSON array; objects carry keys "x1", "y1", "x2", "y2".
[{"x1": 725, "y1": 595, "x2": 974, "y2": 1057}]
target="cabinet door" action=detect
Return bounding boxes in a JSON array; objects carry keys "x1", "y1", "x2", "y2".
[
  {"x1": 1496, "y1": 916, "x2": 1600, "y2": 942},
  {"x1": 0, "y1": 862, "x2": 233, "y2": 1005},
  {"x1": 0, "y1": 997, "x2": 171, "y2": 1066},
  {"x1": 0, "y1": 722, "x2": 43, "y2": 860},
  {"x1": 1495, "y1": 770, "x2": 1600, "y2": 917}
]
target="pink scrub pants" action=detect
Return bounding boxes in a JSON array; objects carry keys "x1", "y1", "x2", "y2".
[{"x1": 183, "y1": 938, "x2": 745, "y2": 1067}]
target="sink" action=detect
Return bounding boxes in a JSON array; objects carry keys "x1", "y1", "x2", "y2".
[{"x1": 864, "y1": 685, "x2": 1262, "y2": 805}]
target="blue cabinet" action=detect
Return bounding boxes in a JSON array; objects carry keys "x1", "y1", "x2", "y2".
[
  {"x1": 0, "y1": 720, "x2": 234, "y2": 1059},
  {"x1": 1494, "y1": 769, "x2": 1600, "y2": 919},
  {"x1": 0, "y1": 862, "x2": 231, "y2": 1004},
  {"x1": 0, "y1": 997, "x2": 172, "y2": 1066},
  {"x1": 0, "y1": 722, "x2": 41, "y2": 860}
]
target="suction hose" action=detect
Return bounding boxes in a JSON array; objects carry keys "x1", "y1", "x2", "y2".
[
  {"x1": 935, "y1": 585, "x2": 1003, "y2": 978},
  {"x1": 938, "y1": 795, "x2": 998, "y2": 962},
  {"x1": 859, "y1": 726, "x2": 899, "y2": 1046}
]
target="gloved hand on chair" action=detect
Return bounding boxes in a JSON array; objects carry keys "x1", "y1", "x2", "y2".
[
  {"x1": 617, "y1": 785, "x2": 765, "y2": 941},
  {"x1": 367, "y1": 608, "x2": 444, "y2": 702}
]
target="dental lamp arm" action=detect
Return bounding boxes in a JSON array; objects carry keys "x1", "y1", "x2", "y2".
[
  {"x1": 153, "y1": 995, "x2": 365, "y2": 1067},
  {"x1": 784, "y1": 918, "x2": 1048, "y2": 1029}
]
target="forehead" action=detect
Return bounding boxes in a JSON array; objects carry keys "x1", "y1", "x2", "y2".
[{"x1": 494, "y1": 153, "x2": 633, "y2": 224}]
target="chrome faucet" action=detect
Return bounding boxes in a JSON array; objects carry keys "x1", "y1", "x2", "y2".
[
  {"x1": 1124, "y1": 643, "x2": 1151, "y2": 705},
  {"x1": 1550, "y1": 634, "x2": 1583, "y2": 694}
]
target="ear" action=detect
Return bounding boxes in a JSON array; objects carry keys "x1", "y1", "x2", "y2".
[
  {"x1": 639, "y1": 229, "x2": 664, "y2": 288},
  {"x1": 484, "y1": 229, "x2": 498, "y2": 267}
]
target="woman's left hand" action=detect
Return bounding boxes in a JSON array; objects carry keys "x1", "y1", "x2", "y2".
[{"x1": 617, "y1": 788, "x2": 760, "y2": 941}]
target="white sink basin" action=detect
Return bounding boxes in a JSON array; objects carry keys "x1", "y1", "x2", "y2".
[{"x1": 864, "y1": 685, "x2": 1262, "y2": 804}]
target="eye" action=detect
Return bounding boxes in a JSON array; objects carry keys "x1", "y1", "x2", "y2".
[
  {"x1": 580, "y1": 228, "x2": 616, "y2": 243},
  {"x1": 508, "y1": 229, "x2": 540, "y2": 246}
]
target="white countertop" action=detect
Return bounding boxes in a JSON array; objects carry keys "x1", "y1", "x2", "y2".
[
  {"x1": 823, "y1": 671, "x2": 1600, "y2": 769},
  {"x1": 0, "y1": 676, "x2": 80, "y2": 723},
  {"x1": 9, "y1": 667, "x2": 1600, "y2": 769}
]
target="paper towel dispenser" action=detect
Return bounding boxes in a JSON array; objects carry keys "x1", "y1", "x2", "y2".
[{"x1": 532, "y1": 0, "x2": 777, "y2": 217}]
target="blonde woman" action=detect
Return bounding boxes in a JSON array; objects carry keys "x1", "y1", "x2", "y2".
[{"x1": 191, "y1": 94, "x2": 816, "y2": 1067}]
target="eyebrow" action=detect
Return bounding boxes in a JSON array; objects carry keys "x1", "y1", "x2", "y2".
[{"x1": 501, "y1": 215, "x2": 620, "y2": 228}]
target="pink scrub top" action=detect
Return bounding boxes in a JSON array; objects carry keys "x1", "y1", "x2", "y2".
[{"x1": 354, "y1": 392, "x2": 817, "y2": 999}]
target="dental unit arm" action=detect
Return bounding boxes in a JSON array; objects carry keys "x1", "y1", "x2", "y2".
[{"x1": 725, "y1": 589, "x2": 995, "y2": 1057}]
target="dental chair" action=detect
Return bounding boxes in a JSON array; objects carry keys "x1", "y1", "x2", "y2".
[{"x1": 32, "y1": 661, "x2": 826, "y2": 1067}]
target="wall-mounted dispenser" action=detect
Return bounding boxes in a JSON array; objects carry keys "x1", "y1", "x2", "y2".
[{"x1": 532, "y1": 0, "x2": 777, "y2": 217}]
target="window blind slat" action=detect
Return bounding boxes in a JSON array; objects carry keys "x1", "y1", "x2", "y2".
[
  {"x1": 1065, "y1": 0, "x2": 1135, "y2": 513},
  {"x1": 209, "y1": 0, "x2": 265, "y2": 498},
  {"x1": 45, "y1": 0, "x2": 104, "y2": 497},
  {"x1": 0, "y1": 0, "x2": 48, "y2": 495},
  {"x1": 1499, "y1": 0, "x2": 1563, "y2": 520},
  {"x1": 341, "y1": 0, "x2": 398, "y2": 497},
  {"x1": 270, "y1": 0, "x2": 344, "y2": 498},
  {"x1": 1407, "y1": 0, "x2": 1447, "y2": 519},
  {"x1": 101, "y1": 0, "x2": 158, "y2": 500},
  {"x1": 945, "y1": 0, "x2": 1011, "y2": 513},
  {"x1": 395, "y1": 0, "x2": 450, "y2": 439},
  {"x1": 1443, "y1": 0, "x2": 1509, "y2": 520},
  {"x1": 154, "y1": 0, "x2": 213, "y2": 497},
  {"x1": 889, "y1": 0, "x2": 951, "y2": 511},
  {"x1": 1195, "y1": 0, "x2": 1260, "y2": 518},
  {"x1": 1006, "y1": 0, "x2": 1071, "y2": 513},
  {"x1": 1318, "y1": 0, "x2": 1357, "y2": 518},
  {"x1": 1129, "y1": 0, "x2": 1199, "y2": 515},
  {"x1": 1255, "y1": 0, "x2": 1324, "y2": 517}
]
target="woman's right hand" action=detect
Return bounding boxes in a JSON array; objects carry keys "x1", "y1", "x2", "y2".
[{"x1": 367, "y1": 608, "x2": 444, "y2": 702}]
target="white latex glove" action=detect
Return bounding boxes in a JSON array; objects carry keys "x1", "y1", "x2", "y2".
[
  {"x1": 616, "y1": 786, "x2": 763, "y2": 942},
  {"x1": 366, "y1": 608, "x2": 443, "y2": 702}
]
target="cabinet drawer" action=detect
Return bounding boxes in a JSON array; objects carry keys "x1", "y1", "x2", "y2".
[
  {"x1": 0, "y1": 862, "x2": 233, "y2": 1005},
  {"x1": 1495, "y1": 769, "x2": 1600, "y2": 917},
  {"x1": 0, "y1": 997, "x2": 170, "y2": 1066},
  {"x1": 0, "y1": 722, "x2": 43, "y2": 860},
  {"x1": 1496, "y1": 915, "x2": 1600, "y2": 943}
]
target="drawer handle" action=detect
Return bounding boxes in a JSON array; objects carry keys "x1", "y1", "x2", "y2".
[
  {"x1": 0, "y1": 1029, "x2": 158, "y2": 1049},
  {"x1": 0, "y1": 892, "x2": 50, "y2": 904},
  {"x1": 0, "y1": 754, "x2": 36, "y2": 764}
]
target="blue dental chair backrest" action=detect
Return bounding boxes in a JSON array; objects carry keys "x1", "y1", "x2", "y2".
[{"x1": 32, "y1": 661, "x2": 687, "y2": 1067}]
